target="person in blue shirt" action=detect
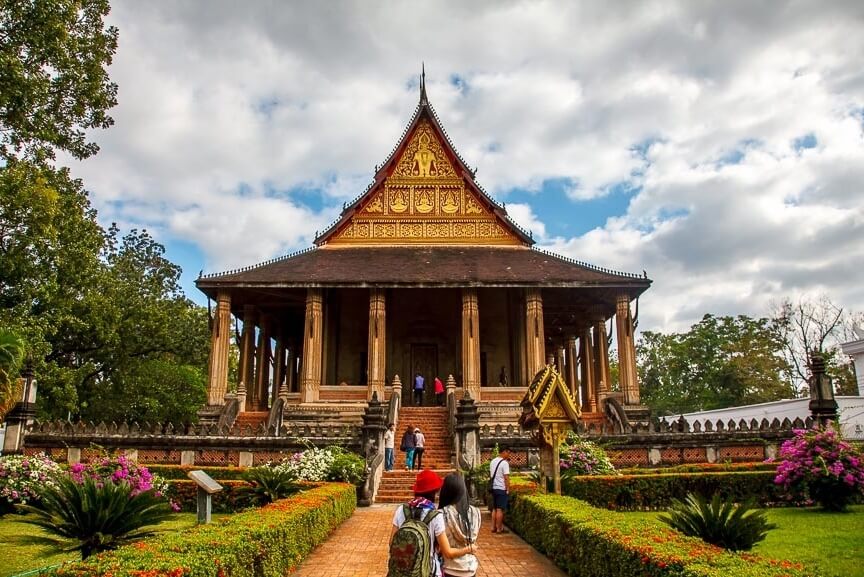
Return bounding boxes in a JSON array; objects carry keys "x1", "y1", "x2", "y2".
[{"x1": 414, "y1": 372, "x2": 425, "y2": 406}]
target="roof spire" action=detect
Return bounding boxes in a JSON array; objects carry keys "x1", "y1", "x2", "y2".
[{"x1": 419, "y1": 62, "x2": 428, "y2": 105}]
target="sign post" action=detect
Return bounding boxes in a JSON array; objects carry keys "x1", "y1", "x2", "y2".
[{"x1": 187, "y1": 470, "x2": 223, "y2": 524}]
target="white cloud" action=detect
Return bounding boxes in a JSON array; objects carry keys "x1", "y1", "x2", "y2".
[{"x1": 62, "y1": 0, "x2": 864, "y2": 331}]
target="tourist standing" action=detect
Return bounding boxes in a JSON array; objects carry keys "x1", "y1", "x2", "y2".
[
  {"x1": 414, "y1": 372, "x2": 425, "y2": 406},
  {"x1": 439, "y1": 474, "x2": 481, "y2": 577},
  {"x1": 388, "y1": 470, "x2": 477, "y2": 577},
  {"x1": 400, "y1": 423, "x2": 416, "y2": 470},
  {"x1": 413, "y1": 427, "x2": 426, "y2": 470},
  {"x1": 489, "y1": 448, "x2": 511, "y2": 533},
  {"x1": 434, "y1": 376, "x2": 445, "y2": 406},
  {"x1": 384, "y1": 423, "x2": 395, "y2": 471}
]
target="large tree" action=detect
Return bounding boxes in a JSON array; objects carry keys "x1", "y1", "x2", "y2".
[
  {"x1": 637, "y1": 314, "x2": 794, "y2": 416},
  {"x1": 772, "y1": 295, "x2": 860, "y2": 396},
  {"x1": 0, "y1": 0, "x2": 118, "y2": 163}
]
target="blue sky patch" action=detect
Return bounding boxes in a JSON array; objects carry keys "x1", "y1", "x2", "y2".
[{"x1": 792, "y1": 133, "x2": 817, "y2": 151}]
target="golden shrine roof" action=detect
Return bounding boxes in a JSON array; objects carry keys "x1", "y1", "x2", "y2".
[
  {"x1": 519, "y1": 365, "x2": 581, "y2": 428},
  {"x1": 313, "y1": 77, "x2": 533, "y2": 247}
]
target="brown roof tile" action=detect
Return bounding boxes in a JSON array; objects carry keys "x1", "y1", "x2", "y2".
[{"x1": 196, "y1": 246, "x2": 651, "y2": 292}]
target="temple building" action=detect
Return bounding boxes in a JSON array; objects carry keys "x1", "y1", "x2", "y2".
[{"x1": 195, "y1": 78, "x2": 652, "y2": 430}]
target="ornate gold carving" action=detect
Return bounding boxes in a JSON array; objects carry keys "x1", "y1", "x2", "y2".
[
  {"x1": 364, "y1": 194, "x2": 383, "y2": 213},
  {"x1": 440, "y1": 187, "x2": 460, "y2": 214},
  {"x1": 394, "y1": 121, "x2": 456, "y2": 178},
  {"x1": 465, "y1": 194, "x2": 483, "y2": 215},
  {"x1": 415, "y1": 186, "x2": 435, "y2": 213},
  {"x1": 390, "y1": 188, "x2": 408, "y2": 213}
]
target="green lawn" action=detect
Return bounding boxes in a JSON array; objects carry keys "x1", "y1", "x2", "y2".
[
  {"x1": 625, "y1": 505, "x2": 864, "y2": 577},
  {"x1": 0, "y1": 513, "x2": 224, "y2": 577}
]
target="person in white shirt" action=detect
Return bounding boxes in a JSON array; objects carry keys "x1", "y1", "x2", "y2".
[
  {"x1": 384, "y1": 423, "x2": 395, "y2": 471},
  {"x1": 413, "y1": 427, "x2": 426, "y2": 470},
  {"x1": 439, "y1": 473, "x2": 481, "y2": 577},
  {"x1": 489, "y1": 448, "x2": 511, "y2": 534}
]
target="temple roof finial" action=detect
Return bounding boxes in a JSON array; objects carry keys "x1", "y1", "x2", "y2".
[{"x1": 420, "y1": 62, "x2": 428, "y2": 105}]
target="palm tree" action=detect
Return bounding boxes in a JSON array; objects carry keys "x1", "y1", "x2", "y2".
[
  {"x1": 19, "y1": 476, "x2": 173, "y2": 559},
  {"x1": 0, "y1": 330, "x2": 26, "y2": 419}
]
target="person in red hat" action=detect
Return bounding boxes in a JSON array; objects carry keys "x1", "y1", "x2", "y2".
[{"x1": 390, "y1": 470, "x2": 478, "y2": 577}]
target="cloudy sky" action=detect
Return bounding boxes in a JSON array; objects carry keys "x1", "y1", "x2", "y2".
[{"x1": 65, "y1": 0, "x2": 864, "y2": 333}]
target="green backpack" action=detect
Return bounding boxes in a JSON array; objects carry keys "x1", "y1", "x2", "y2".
[{"x1": 387, "y1": 504, "x2": 440, "y2": 577}]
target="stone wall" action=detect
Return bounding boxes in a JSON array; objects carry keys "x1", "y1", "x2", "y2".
[{"x1": 479, "y1": 415, "x2": 807, "y2": 469}]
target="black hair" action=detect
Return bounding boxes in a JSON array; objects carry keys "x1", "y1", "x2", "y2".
[{"x1": 439, "y1": 473, "x2": 471, "y2": 540}]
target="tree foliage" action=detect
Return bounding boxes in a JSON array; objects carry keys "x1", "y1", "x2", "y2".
[
  {"x1": 0, "y1": 0, "x2": 118, "y2": 162},
  {"x1": 637, "y1": 314, "x2": 794, "y2": 415}
]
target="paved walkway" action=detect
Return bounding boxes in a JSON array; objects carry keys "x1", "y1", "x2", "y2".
[{"x1": 289, "y1": 505, "x2": 566, "y2": 577}]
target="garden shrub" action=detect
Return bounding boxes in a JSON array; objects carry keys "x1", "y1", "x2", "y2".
[
  {"x1": 53, "y1": 483, "x2": 356, "y2": 577},
  {"x1": 617, "y1": 462, "x2": 776, "y2": 476},
  {"x1": 241, "y1": 466, "x2": 301, "y2": 505},
  {"x1": 166, "y1": 479, "x2": 252, "y2": 513},
  {"x1": 19, "y1": 476, "x2": 174, "y2": 559},
  {"x1": 774, "y1": 426, "x2": 864, "y2": 511},
  {"x1": 273, "y1": 445, "x2": 366, "y2": 484},
  {"x1": 0, "y1": 452, "x2": 62, "y2": 514},
  {"x1": 659, "y1": 493, "x2": 775, "y2": 551},
  {"x1": 563, "y1": 471, "x2": 782, "y2": 510},
  {"x1": 70, "y1": 452, "x2": 178, "y2": 510},
  {"x1": 508, "y1": 492, "x2": 814, "y2": 577},
  {"x1": 559, "y1": 434, "x2": 616, "y2": 477}
]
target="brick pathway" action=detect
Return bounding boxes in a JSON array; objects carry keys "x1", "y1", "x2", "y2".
[{"x1": 289, "y1": 505, "x2": 566, "y2": 577}]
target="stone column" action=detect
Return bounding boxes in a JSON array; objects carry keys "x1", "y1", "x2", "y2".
[
  {"x1": 594, "y1": 320, "x2": 612, "y2": 403},
  {"x1": 272, "y1": 333, "x2": 285, "y2": 404},
  {"x1": 525, "y1": 288, "x2": 546, "y2": 381},
  {"x1": 555, "y1": 344, "x2": 565, "y2": 375},
  {"x1": 286, "y1": 338, "x2": 296, "y2": 393},
  {"x1": 461, "y1": 288, "x2": 481, "y2": 401},
  {"x1": 300, "y1": 288, "x2": 324, "y2": 403},
  {"x1": 565, "y1": 335, "x2": 580, "y2": 404},
  {"x1": 616, "y1": 294, "x2": 640, "y2": 405},
  {"x1": 206, "y1": 291, "x2": 232, "y2": 406},
  {"x1": 367, "y1": 288, "x2": 387, "y2": 401},
  {"x1": 580, "y1": 328, "x2": 597, "y2": 412},
  {"x1": 253, "y1": 315, "x2": 271, "y2": 411},
  {"x1": 238, "y1": 305, "x2": 258, "y2": 412}
]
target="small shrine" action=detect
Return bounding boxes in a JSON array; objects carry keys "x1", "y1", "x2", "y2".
[{"x1": 519, "y1": 365, "x2": 581, "y2": 494}]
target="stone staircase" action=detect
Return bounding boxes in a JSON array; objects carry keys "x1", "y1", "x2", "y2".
[
  {"x1": 376, "y1": 406, "x2": 455, "y2": 503},
  {"x1": 231, "y1": 411, "x2": 269, "y2": 433}
]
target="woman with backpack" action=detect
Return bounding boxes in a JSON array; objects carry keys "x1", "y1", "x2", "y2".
[
  {"x1": 389, "y1": 470, "x2": 478, "y2": 577},
  {"x1": 438, "y1": 474, "x2": 481, "y2": 577}
]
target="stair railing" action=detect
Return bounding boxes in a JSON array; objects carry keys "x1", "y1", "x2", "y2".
[{"x1": 216, "y1": 396, "x2": 240, "y2": 430}]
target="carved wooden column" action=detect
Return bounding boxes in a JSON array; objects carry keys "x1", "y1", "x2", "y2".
[
  {"x1": 462, "y1": 288, "x2": 481, "y2": 401},
  {"x1": 238, "y1": 305, "x2": 258, "y2": 412},
  {"x1": 565, "y1": 334, "x2": 579, "y2": 404},
  {"x1": 206, "y1": 291, "x2": 232, "y2": 406},
  {"x1": 616, "y1": 294, "x2": 640, "y2": 405},
  {"x1": 253, "y1": 315, "x2": 271, "y2": 411},
  {"x1": 593, "y1": 320, "x2": 612, "y2": 403},
  {"x1": 300, "y1": 288, "x2": 324, "y2": 403},
  {"x1": 579, "y1": 328, "x2": 597, "y2": 412},
  {"x1": 525, "y1": 288, "x2": 546, "y2": 380},
  {"x1": 367, "y1": 288, "x2": 387, "y2": 401}
]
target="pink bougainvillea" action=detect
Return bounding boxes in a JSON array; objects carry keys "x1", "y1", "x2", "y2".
[{"x1": 773, "y1": 426, "x2": 864, "y2": 511}]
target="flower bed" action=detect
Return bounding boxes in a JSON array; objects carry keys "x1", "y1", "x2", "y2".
[
  {"x1": 0, "y1": 453, "x2": 62, "y2": 513},
  {"x1": 165, "y1": 480, "x2": 251, "y2": 513},
  {"x1": 617, "y1": 462, "x2": 777, "y2": 476},
  {"x1": 53, "y1": 482, "x2": 356, "y2": 577},
  {"x1": 508, "y1": 492, "x2": 815, "y2": 577},
  {"x1": 563, "y1": 471, "x2": 782, "y2": 510}
]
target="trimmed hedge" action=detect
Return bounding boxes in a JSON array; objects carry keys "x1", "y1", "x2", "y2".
[
  {"x1": 146, "y1": 465, "x2": 248, "y2": 481},
  {"x1": 617, "y1": 463, "x2": 777, "y2": 476},
  {"x1": 166, "y1": 480, "x2": 251, "y2": 513},
  {"x1": 563, "y1": 471, "x2": 782, "y2": 510},
  {"x1": 53, "y1": 483, "x2": 356, "y2": 577},
  {"x1": 508, "y1": 492, "x2": 817, "y2": 577}
]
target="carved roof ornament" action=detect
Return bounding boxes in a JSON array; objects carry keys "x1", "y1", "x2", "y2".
[{"x1": 519, "y1": 364, "x2": 581, "y2": 429}]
